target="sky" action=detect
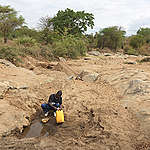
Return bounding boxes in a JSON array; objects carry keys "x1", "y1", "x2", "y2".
[{"x1": 1, "y1": 0, "x2": 150, "y2": 35}]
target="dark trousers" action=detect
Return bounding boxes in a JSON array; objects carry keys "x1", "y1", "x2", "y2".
[{"x1": 41, "y1": 103, "x2": 55, "y2": 113}]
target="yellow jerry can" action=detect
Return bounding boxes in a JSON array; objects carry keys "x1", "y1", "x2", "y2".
[{"x1": 56, "y1": 110, "x2": 64, "y2": 123}]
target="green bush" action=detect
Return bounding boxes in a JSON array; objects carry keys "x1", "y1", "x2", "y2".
[
  {"x1": 20, "y1": 45, "x2": 54, "y2": 61},
  {"x1": 124, "y1": 47, "x2": 138, "y2": 56},
  {"x1": 0, "y1": 44, "x2": 54, "y2": 66},
  {"x1": 52, "y1": 35, "x2": 87, "y2": 59},
  {"x1": 16, "y1": 36, "x2": 37, "y2": 47},
  {"x1": 20, "y1": 46, "x2": 40, "y2": 57},
  {"x1": 129, "y1": 35, "x2": 144, "y2": 49},
  {"x1": 39, "y1": 45, "x2": 54, "y2": 61},
  {"x1": 0, "y1": 47, "x2": 22, "y2": 65}
]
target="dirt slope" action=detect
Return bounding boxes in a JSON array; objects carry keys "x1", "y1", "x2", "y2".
[{"x1": 0, "y1": 55, "x2": 149, "y2": 150}]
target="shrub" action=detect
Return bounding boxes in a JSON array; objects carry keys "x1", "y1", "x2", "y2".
[
  {"x1": 129, "y1": 35, "x2": 144, "y2": 49},
  {"x1": 39, "y1": 45, "x2": 54, "y2": 61},
  {"x1": 19, "y1": 44, "x2": 54, "y2": 61},
  {"x1": 0, "y1": 47, "x2": 22, "y2": 65},
  {"x1": 20, "y1": 46, "x2": 40, "y2": 57},
  {"x1": 124, "y1": 47, "x2": 138, "y2": 56},
  {"x1": 52, "y1": 35, "x2": 87, "y2": 59},
  {"x1": 16, "y1": 36, "x2": 37, "y2": 47}
]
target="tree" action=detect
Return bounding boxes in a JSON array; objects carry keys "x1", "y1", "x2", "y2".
[
  {"x1": 129, "y1": 35, "x2": 144, "y2": 49},
  {"x1": 96, "y1": 26, "x2": 126, "y2": 51},
  {"x1": 0, "y1": 5, "x2": 24, "y2": 43},
  {"x1": 38, "y1": 16, "x2": 59, "y2": 44},
  {"x1": 11, "y1": 26, "x2": 40, "y2": 41},
  {"x1": 137, "y1": 28, "x2": 150, "y2": 43},
  {"x1": 51, "y1": 8, "x2": 94, "y2": 35}
]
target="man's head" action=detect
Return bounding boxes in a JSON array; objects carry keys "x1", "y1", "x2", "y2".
[{"x1": 56, "y1": 90, "x2": 62, "y2": 98}]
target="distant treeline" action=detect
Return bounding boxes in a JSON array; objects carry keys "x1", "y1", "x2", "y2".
[{"x1": 0, "y1": 5, "x2": 150, "y2": 64}]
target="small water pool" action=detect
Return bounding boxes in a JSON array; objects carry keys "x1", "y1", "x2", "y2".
[{"x1": 22, "y1": 117, "x2": 57, "y2": 138}]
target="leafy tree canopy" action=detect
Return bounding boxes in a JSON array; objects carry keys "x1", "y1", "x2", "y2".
[
  {"x1": 0, "y1": 5, "x2": 24, "y2": 43},
  {"x1": 38, "y1": 16, "x2": 59, "y2": 44},
  {"x1": 11, "y1": 26, "x2": 39, "y2": 40},
  {"x1": 51, "y1": 8, "x2": 94, "y2": 35},
  {"x1": 96, "y1": 26, "x2": 126, "y2": 51},
  {"x1": 137, "y1": 28, "x2": 150, "y2": 43},
  {"x1": 129, "y1": 35, "x2": 144, "y2": 49}
]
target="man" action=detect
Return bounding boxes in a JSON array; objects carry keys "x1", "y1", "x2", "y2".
[{"x1": 41, "y1": 90, "x2": 63, "y2": 117}]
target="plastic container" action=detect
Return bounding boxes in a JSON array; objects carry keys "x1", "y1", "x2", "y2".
[{"x1": 56, "y1": 110, "x2": 64, "y2": 123}]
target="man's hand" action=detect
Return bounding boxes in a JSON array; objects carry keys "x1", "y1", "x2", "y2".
[{"x1": 59, "y1": 105, "x2": 63, "y2": 110}]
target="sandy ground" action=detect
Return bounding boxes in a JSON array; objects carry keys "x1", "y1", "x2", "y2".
[{"x1": 0, "y1": 54, "x2": 150, "y2": 149}]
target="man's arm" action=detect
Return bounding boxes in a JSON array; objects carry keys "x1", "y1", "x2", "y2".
[
  {"x1": 49, "y1": 103, "x2": 57, "y2": 110},
  {"x1": 48, "y1": 95, "x2": 57, "y2": 110},
  {"x1": 59, "y1": 97, "x2": 63, "y2": 109}
]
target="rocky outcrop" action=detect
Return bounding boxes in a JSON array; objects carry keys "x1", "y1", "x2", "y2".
[
  {"x1": 103, "y1": 69, "x2": 150, "y2": 136},
  {"x1": 124, "y1": 79, "x2": 150, "y2": 95},
  {"x1": 76, "y1": 70, "x2": 99, "y2": 82}
]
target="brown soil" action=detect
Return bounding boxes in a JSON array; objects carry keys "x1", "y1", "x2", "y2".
[{"x1": 0, "y1": 54, "x2": 150, "y2": 150}]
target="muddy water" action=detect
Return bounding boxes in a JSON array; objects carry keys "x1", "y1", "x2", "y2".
[{"x1": 22, "y1": 117, "x2": 57, "y2": 138}]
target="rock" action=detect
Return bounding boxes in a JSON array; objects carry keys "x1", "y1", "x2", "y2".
[
  {"x1": 0, "y1": 59, "x2": 16, "y2": 67},
  {"x1": 82, "y1": 73, "x2": 99, "y2": 82},
  {"x1": 104, "y1": 53, "x2": 112, "y2": 56},
  {"x1": 59, "y1": 57, "x2": 66, "y2": 62},
  {"x1": 76, "y1": 70, "x2": 99, "y2": 82},
  {"x1": 125, "y1": 61, "x2": 137, "y2": 64},
  {"x1": 68, "y1": 75, "x2": 74, "y2": 80},
  {"x1": 84, "y1": 57, "x2": 91, "y2": 60},
  {"x1": 124, "y1": 79, "x2": 150, "y2": 95},
  {"x1": 102, "y1": 68, "x2": 150, "y2": 136},
  {"x1": 88, "y1": 51, "x2": 100, "y2": 56}
]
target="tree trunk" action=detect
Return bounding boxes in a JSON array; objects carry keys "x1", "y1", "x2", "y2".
[
  {"x1": 102, "y1": 39, "x2": 105, "y2": 49},
  {"x1": 4, "y1": 37, "x2": 7, "y2": 43},
  {"x1": 3, "y1": 31, "x2": 7, "y2": 43}
]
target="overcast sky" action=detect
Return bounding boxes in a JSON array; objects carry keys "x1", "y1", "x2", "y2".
[{"x1": 1, "y1": 0, "x2": 150, "y2": 35}]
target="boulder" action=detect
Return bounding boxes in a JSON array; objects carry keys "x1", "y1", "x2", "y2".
[
  {"x1": 76, "y1": 70, "x2": 99, "y2": 82},
  {"x1": 88, "y1": 51, "x2": 100, "y2": 56},
  {"x1": 124, "y1": 79, "x2": 150, "y2": 95},
  {"x1": 125, "y1": 61, "x2": 137, "y2": 64},
  {"x1": 0, "y1": 59, "x2": 16, "y2": 67}
]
